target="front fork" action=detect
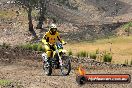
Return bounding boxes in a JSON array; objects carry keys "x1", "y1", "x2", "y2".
[
  {"x1": 42, "y1": 50, "x2": 63, "y2": 67},
  {"x1": 56, "y1": 50, "x2": 63, "y2": 66}
]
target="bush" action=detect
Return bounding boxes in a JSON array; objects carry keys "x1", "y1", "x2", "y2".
[
  {"x1": 37, "y1": 44, "x2": 44, "y2": 52},
  {"x1": 0, "y1": 80, "x2": 11, "y2": 86},
  {"x1": 103, "y1": 53, "x2": 112, "y2": 62},
  {"x1": 90, "y1": 52, "x2": 97, "y2": 59},
  {"x1": 32, "y1": 44, "x2": 38, "y2": 51},
  {"x1": 68, "y1": 49, "x2": 73, "y2": 56},
  {"x1": 22, "y1": 44, "x2": 32, "y2": 50},
  {"x1": 80, "y1": 51, "x2": 87, "y2": 57},
  {"x1": 21, "y1": 43, "x2": 45, "y2": 51},
  {"x1": 76, "y1": 52, "x2": 80, "y2": 57},
  {"x1": 76, "y1": 51, "x2": 89, "y2": 57},
  {"x1": 130, "y1": 59, "x2": 132, "y2": 65},
  {"x1": 96, "y1": 48, "x2": 99, "y2": 54},
  {"x1": 124, "y1": 59, "x2": 129, "y2": 65},
  {"x1": 123, "y1": 22, "x2": 132, "y2": 29}
]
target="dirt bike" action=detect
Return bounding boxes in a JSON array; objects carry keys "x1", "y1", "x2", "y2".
[{"x1": 42, "y1": 42, "x2": 71, "y2": 76}]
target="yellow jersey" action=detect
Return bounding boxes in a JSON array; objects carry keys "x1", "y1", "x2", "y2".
[{"x1": 42, "y1": 31, "x2": 62, "y2": 44}]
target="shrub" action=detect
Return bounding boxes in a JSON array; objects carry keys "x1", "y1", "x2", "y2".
[
  {"x1": 103, "y1": 53, "x2": 112, "y2": 62},
  {"x1": 0, "y1": 80, "x2": 11, "y2": 86},
  {"x1": 76, "y1": 52, "x2": 81, "y2": 57},
  {"x1": 126, "y1": 60, "x2": 129, "y2": 65},
  {"x1": 123, "y1": 22, "x2": 132, "y2": 29},
  {"x1": 80, "y1": 51, "x2": 87, "y2": 57},
  {"x1": 90, "y1": 52, "x2": 97, "y2": 59},
  {"x1": 37, "y1": 44, "x2": 44, "y2": 52},
  {"x1": 122, "y1": 22, "x2": 132, "y2": 36},
  {"x1": 22, "y1": 44, "x2": 32, "y2": 50},
  {"x1": 96, "y1": 48, "x2": 99, "y2": 54},
  {"x1": 124, "y1": 60, "x2": 126, "y2": 65},
  {"x1": 124, "y1": 59, "x2": 129, "y2": 65},
  {"x1": 130, "y1": 59, "x2": 132, "y2": 65},
  {"x1": 76, "y1": 51, "x2": 89, "y2": 57},
  {"x1": 32, "y1": 44, "x2": 38, "y2": 51},
  {"x1": 68, "y1": 49, "x2": 73, "y2": 56},
  {"x1": 21, "y1": 43, "x2": 43, "y2": 51}
]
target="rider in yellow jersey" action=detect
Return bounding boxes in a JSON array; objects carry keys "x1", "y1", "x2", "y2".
[{"x1": 42, "y1": 23, "x2": 65, "y2": 65}]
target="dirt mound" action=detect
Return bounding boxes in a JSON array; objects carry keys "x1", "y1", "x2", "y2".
[{"x1": 0, "y1": 46, "x2": 42, "y2": 64}]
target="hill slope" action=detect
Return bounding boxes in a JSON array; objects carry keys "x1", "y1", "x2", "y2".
[
  {"x1": 0, "y1": 0, "x2": 132, "y2": 44},
  {"x1": 48, "y1": 0, "x2": 132, "y2": 25}
]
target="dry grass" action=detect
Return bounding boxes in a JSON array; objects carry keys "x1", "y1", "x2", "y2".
[
  {"x1": 0, "y1": 10, "x2": 16, "y2": 19},
  {"x1": 0, "y1": 7, "x2": 28, "y2": 21},
  {"x1": 65, "y1": 36, "x2": 132, "y2": 64}
]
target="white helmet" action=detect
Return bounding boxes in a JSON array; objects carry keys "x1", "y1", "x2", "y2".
[
  {"x1": 49, "y1": 23, "x2": 57, "y2": 29},
  {"x1": 49, "y1": 23, "x2": 57, "y2": 34}
]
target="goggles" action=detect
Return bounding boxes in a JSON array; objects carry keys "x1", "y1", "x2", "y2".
[{"x1": 50, "y1": 28, "x2": 57, "y2": 32}]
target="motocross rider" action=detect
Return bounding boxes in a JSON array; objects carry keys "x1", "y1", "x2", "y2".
[{"x1": 42, "y1": 23, "x2": 65, "y2": 67}]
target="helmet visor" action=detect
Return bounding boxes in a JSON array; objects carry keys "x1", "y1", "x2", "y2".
[
  {"x1": 51, "y1": 28, "x2": 57, "y2": 31},
  {"x1": 50, "y1": 28, "x2": 57, "y2": 33}
]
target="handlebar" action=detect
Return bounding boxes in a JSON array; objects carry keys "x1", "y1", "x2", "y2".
[
  {"x1": 46, "y1": 42, "x2": 67, "y2": 46},
  {"x1": 62, "y1": 42, "x2": 67, "y2": 45}
]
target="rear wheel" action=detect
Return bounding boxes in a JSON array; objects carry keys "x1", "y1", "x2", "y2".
[{"x1": 60, "y1": 56, "x2": 71, "y2": 76}]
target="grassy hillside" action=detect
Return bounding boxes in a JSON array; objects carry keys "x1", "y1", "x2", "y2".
[{"x1": 65, "y1": 36, "x2": 132, "y2": 64}]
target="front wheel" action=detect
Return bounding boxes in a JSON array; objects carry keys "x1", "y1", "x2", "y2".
[
  {"x1": 43, "y1": 63, "x2": 52, "y2": 76},
  {"x1": 60, "y1": 56, "x2": 71, "y2": 76}
]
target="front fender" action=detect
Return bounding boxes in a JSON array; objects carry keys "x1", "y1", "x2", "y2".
[{"x1": 61, "y1": 49, "x2": 67, "y2": 54}]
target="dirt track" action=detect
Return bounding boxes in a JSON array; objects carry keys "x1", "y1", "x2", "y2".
[
  {"x1": 0, "y1": 60, "x2": 132, "y2": 88},
  {"x1": 0, "y1": 46, "x2": 132, "y2": 88}
]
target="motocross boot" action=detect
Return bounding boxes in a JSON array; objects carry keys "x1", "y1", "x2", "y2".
[
  {"x1": 42, "y1": 53, "x2": 47, "y2": 63},
  {"x1": 42, "y1": 53, "x2": 50, "y2": 67},
  {"x1": 45, "y1": 58, "x2": 50, "y2": 68}
]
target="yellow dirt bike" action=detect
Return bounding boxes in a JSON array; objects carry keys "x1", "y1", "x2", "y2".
[{"x1": 42, "y1": 42, "x2": 71, "y2": 76}]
